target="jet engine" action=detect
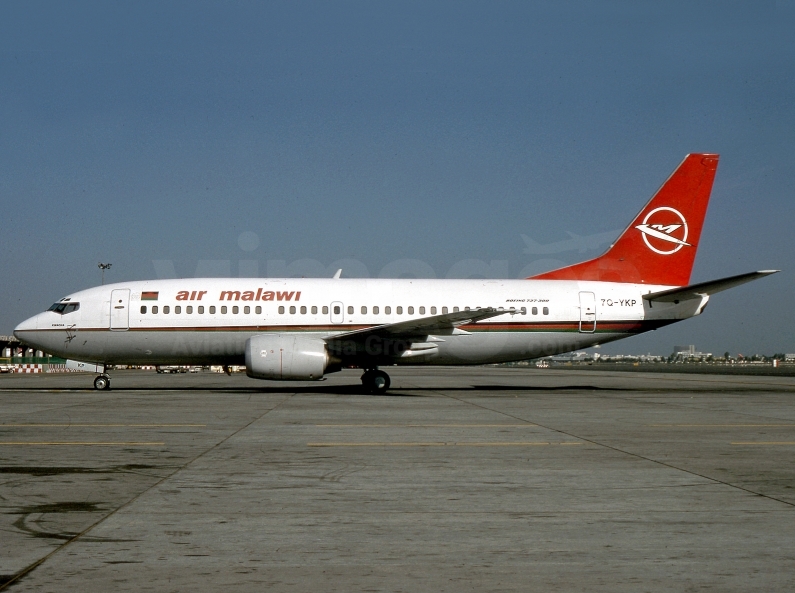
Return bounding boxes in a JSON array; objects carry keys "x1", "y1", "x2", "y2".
[{"x1": 245, "y1": 334, "x2": 331, "y2": 380}]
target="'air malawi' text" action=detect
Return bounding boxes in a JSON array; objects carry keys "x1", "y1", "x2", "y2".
[{"x1": 175, "y1": 290, "x2": 301, "y2": 302}]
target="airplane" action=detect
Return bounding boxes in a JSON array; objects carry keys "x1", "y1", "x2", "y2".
[
  {"x1": 521, "y1": 229, "x2": 621, "y2": 255},
  {"x1": 14, "y1": 154, "x2": 778, "y2": 394}
]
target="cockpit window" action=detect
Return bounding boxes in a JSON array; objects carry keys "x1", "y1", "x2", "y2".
[{"x1": 48, "y1": 302, "x2": 80, "y2": 315}]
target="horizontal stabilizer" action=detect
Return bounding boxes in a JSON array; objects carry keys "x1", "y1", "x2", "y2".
[{"x1": 643, "y1": 270, "x2": 779, "y2": 303}]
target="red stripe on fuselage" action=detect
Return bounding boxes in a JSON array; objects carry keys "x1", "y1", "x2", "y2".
[{"x1": 19, "y1": 320, "x2": 670, "y2": 334}]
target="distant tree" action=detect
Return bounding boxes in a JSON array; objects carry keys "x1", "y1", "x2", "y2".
[{"x1": 724, "y1": 351, "x2": 730, "y2": 361}]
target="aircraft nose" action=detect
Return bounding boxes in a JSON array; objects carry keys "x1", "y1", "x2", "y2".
[{"x1": 14, "y1": 314, "x2": 39, "y2": 338}]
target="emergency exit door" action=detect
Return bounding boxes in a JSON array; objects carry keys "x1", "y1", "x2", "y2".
[
  {"x1": 579, "y1": 291, "x2": 596, "y2": 333},
  {"x1": 110, "y1": 289, "x2": 130, "y2": 330},
  {"x1": 330, "y1": 301, "x2": 344, "y2": 324}
]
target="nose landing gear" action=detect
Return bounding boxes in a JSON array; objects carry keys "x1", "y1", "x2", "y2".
[
  {"x1": 93, "y1": 374, "x2": 111, "y2": 390},
  {"x1": 361, "y1": 369, "x2": 390, "y2": 394}
]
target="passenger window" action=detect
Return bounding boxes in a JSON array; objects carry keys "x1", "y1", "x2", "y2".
[
  {"x1": 396, "y1": 306, "x2": 403, "y2": 314},
  {"x1": 152, "y1": 306, "x2": 159, "y2": 314},
  {"x1": 279, "y1": 306, "x2": 285, "y2": 314},
  {"x1": 532, "y1": 307, "x2": 538, "y2": 315},
  {"x1": 209, "y1": 306, "x2": 216, "y2": 314},
  {"x1": 322, "y1": 306, "x2": 329, "y2": 314},
  {"x1": 431, "y1": 306, "x2": 437, "y2": 314},
  {"x1": 186, "y1": 306, "x2": 193, "y2": 314},
  {"x1": 373, "y1": 306, "x2": 380, "y2": 314},
  {"x1": 199, "y1": 306, "x2": 205, "y2": 314},
  {"x1": 333, "y1": 305, "x2": 340, "y2": 314},
  {"x1": 385, "y1": 306, "x2": 391, "y2": 314},
  {"x1": 163, "y1": 306, "x2": 170, "y2": 314},
  {"x1": 442, "y1": 306, "x2": 448, "y2": 314},
  {"x1": 244, "y1": 306, "x2": 250, "y2": 314},
  {"x1": 408, "y1": 306, "x2": 414, "y2": 314},
  {"x1": 140, "y1": 306, "x2": 147, "y2": 314},
  {"x1": 290, "y1": 306, "x2": 296, "y2": 314},
  {"x1": 232, "y1": 306, "x2": 239, "y2": 314},
  {"x1": 311, "y1": 306, "x2": 317, "y2": 314},
  {"x1": 301, "y1": 306, "x2": 307, "y2": 314},
  {"x1": 361, "y1": 306, "x2": 367, "y2": 314},
  {"x1": 221, "y1": 306, "x2": 227, "y2": 314},
  {"x1": 419, "y1": 306, "x2": 425, "y2": 314},
  {"x1": 347, "y1": 306, "x2": 353, "y2": 314},
  {"x1": 453, "y1": 307, "x2": 459, "y2": 312},
  {"x1": 255, "y1": 306, "x2": 261, "y2": 314},
  {"x1": 465, "y1": 306, "x2": 470, "y2": 311},
  {"x1": 520, "y1": 307, "x2": 526, "y2": 315},
  {"x1": 175, "y1": 306, "x2": 181, "y2": 314},
  {"x1": 543, "y1": 307, "x2": 549, "y2": 315}
]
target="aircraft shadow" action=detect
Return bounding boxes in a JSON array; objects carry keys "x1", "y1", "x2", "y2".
[
  {"x1": 5, "y1": 383, "x2": 787, "y2": 395},
  {"x1": 0, "y1": 383, "x2": 624, "y2": 396}
]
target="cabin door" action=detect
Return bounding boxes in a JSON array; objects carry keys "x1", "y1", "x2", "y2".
[
  {"x1": 578, "y1": 291, "x2": 596, "y2": 333},
  {"x1": 110, "y1": 289, "x2": 130, "y2": 331}
]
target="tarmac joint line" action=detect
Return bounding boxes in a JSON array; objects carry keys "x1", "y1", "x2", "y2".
[
  {"x1": 731, "y1": 441, "x2": 795, "y2": 445},
  {"x1": 0, "y1": 391, "x2": 297, "y2": 592},
  {"x1": 0, "y1": 442, "x2": 166, "y2": 446},
  {"x1": 307, "y1": 441, "x2": 583, "y2": 447}
]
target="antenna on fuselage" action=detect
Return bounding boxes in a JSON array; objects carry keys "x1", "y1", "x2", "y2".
[{"x1": 333, "y1": 269, "x2": 342, "y2": 279}]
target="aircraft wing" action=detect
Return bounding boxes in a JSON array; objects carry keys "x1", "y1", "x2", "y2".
[
  {"x1": 325, "y1": 307, "x2": 507, "y2": 345},
  {"x1": 643, "y1": 270, "x2": 779, "y2": 303}
]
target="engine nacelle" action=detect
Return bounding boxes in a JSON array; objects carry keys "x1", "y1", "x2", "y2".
[{"x1": 245, "y1": 334, "x2": 329, "y2": 381}]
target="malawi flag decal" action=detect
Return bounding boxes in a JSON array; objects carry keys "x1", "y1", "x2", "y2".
[{"x1": 141, "y1": 291, "x2": 159, "y2": 301}]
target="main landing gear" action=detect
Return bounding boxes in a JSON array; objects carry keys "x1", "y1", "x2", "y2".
[
  {"x1": 361, "y1": 369, "x2": 390, "y2": 395},
  {"x1": 93, "y1": 374, "x2": 111, "y2": 390}
]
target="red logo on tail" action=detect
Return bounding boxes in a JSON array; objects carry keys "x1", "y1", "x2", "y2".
[
  {"x1": 634, "y1": 207, "x2": 690, "y2": 255},
  {"x1": 528, "y1": 154, "x2": 718, "y2": 285}
]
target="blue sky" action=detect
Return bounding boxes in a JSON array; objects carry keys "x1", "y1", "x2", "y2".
[{"x1": 1, "y1": 1, "x2": 793, "y2": 355}]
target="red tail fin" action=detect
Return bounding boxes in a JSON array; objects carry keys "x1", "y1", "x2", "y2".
[{"x1": 529, "y1": 154, "x2": 719, "y2": 286}]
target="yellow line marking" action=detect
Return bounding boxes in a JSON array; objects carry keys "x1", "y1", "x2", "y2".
[
  {"x1": 1, "y1": 424, "x2": 205, "y2": 427},
  {"x1": 0, "y1": 442, "x2": 166, "y2": 446},
  {"x1": 313, "y1": 424, "x2": 537, "y2": 428},
  {"x1": 307, "y1": 442, "x2": 582, "y2": 447},
  {"x1": 650, "y1": 424, "x2": 795, "y2": 427},
  {"x1": 731, "y1": 442, "x2": 795, "y2": 445}
]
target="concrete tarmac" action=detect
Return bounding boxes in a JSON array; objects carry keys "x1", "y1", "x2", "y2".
[{"x1": 1, "y1": 367, "x2": 794, "y2": 592}]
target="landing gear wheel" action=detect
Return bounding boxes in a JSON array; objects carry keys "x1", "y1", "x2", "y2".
[
  {"x1": 362, "y1": 370, "x2": 390, "y2": 395},
  {"x1": 93, "y1": 375, "x2": 111, "y2": 391}
]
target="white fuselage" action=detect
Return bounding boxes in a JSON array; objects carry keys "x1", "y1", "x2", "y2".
[{"x1": 14, "y1": 277, "x2": 704, "y2": 367}]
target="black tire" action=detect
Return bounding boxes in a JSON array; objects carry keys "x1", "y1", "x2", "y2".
[
  {"x1": 93, "y1": 375, "x2": 110, "y2": 391},
  {"x1": 369, "y1": 370, "x2": 390, "y2": 395}
]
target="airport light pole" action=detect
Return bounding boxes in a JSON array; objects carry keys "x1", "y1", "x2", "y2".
[{"x1": 98, "y1": 262, "x2": 112, "y2": 285}]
